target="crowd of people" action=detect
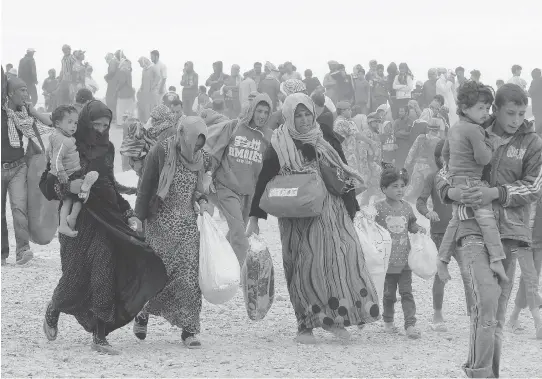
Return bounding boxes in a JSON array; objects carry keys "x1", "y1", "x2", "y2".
[{"x1": 2, "y1": 46, "x2": 541, "y2": 378}]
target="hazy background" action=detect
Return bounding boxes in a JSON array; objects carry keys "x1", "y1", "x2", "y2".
[{"x1": 2, "y1": 0, "x2": 541, "y2": 105}]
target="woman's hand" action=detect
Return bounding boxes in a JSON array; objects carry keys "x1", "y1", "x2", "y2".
[
  {"x1": 69, "y1": 179, "x2": 83, "y2": 194},
  {"x1": 245, "y1": 216, "x2": 260, "y2": 237},
  {"x1": 426, "y1": 211, "x2": 440, "y2": 222},
  {"x1": 460, "y1": 186, "x2": 499, "y2": 207},
  {"x1": 128, "y1": 216, "x2": 142, "y2": 233},
  {"x1": 198, "y1": 201, "x2": 212, "y2": 216}
]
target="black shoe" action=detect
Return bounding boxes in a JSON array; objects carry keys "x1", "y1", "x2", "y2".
[
  {"x1": 43, "y1": 301, "x2": 60, "y2": 341},
  {"x1": 91, "y1": 332, "x2": 120, "y2": 355},
  {"x1": 133, "y1": 312, "x2": 148, "y2": 340}
]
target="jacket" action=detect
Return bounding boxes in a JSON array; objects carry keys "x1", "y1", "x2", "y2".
[
  {"x1": 18, "y1": 55, "x2": 37, "y2": 85},
  {"x1": 438, "y1": 119, "x2": 542, "y2": 246}
]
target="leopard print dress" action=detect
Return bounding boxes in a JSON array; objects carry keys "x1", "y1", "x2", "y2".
[{"x1": 144, "y1": 142, "x2": 209, "y2": 334}]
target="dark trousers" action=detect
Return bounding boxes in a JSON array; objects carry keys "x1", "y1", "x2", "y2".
[{"x1": 382, "y1": 269, "x2": 416, "y2": 329}]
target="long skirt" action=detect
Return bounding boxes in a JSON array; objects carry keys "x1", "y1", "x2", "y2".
[{"x1": 278, "y1": 192, "x2": 380, "y2": 330}]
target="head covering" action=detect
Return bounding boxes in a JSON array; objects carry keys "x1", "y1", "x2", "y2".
[
  {"x1": 238, "y1": 93, "x2": 273, "y2": 130},
  {"x1": 367, "y1": 112, "x2": 381, "y2": 122},
  {"x1": 271, "y1": 93, "x2": 364, "y2": 187},
  {"x1": 336, "y1": 101, "x2": 351, "y2": 110},
  {"x1": 7, "y1": 77, "x2": 26, "y2": 92},
  {"x1": 138, "y1": 56, "x2": 152, "y2": 69},
  {"x1": 75, "y1": 100, "x2": 113, "y2": 161},
  {"x1": 328, "y1": 60, "x2": 339, "y2": 66},
  {"x1": 27, "y1": 48, "x2": 36, "y2": 53},
  {"x1": 416, "y1": 80, "x2": 424, "y2": 87},
  {"x1": 265, "y1": 61, "x2": 277, "y2": 72},
  {"x1": 8, "y1": 68, "x2": 18, "y2": 76},
  {"x1": 376, "y1": 104, "x2": 388, "y2": 113},
  {"x1": 105, "y1": 53, "x2": 114, "y2": 63},
  {"x1": 280, "y1": 79, "x2": 306, "y2": 96},
  {"x1": 157, "y1": 116, "x2": 208, "y2": 202},
  {"x1": 148, "y1": 104, "x2": 176, "y2": 139},
  {"x1": 62, "y1": 44, "x2": 71, "y2": 51}
]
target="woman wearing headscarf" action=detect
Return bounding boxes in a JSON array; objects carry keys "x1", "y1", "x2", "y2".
[
  {"x1": 393, "y1": 63, "x2": 414, "y2": 119},
  {"x1": 205, "y1": 93, "x2": 273, "y2": 265},
  {"x1": 323, "y1": 60, "x2": 339, "y2": 104},
  {"x1": 246, "y1": 94, "x2": 378, "y2": 343},
  {"x1": 40, "y1": 100, "x2": 167, "y2": 355},
  {"x1": 134, "y1": 116, "x2": 212, "y2": 348},
  {"x1": 403, "y1": 122, "x2": 441, "y2": 203},
  {"x1": 137, "y1": 57, "x2": 161, "y2": 123},
  {"x1": 181, "y1": 61, "x2": 199, "y2": 116},
  {"x1": 334, "y1": 101, "x2": 363, "y2": 173},
  {"x1": 116, "y1": 58, "x2": 135, "y2": 126},
  {"x1": 267, "y1": 79, "x2": 307, "y2": 130},
  {"x1": 104, "y1": 53, "x2": 119, "y2": 120},
  {"x1": 436, "y1": 68, "x2": 458, "y2": 126}
]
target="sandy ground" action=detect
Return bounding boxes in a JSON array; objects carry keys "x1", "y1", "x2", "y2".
[{"x1": 2, "y1": 125, "x2": 541, "y2": 378}]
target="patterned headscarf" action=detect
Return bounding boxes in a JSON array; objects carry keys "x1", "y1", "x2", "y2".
[
  {"x1": 271, "y1": 93, "x2": 364, "y2": 187},
  {"x1": 138, "y1": 57, "x2": 152, "y2": 70},
  {"x1": 280, "y1": 79, "x2": 306, "y2": 96},
  {"x1": 147, "y1": 104, "x2": 176, "y2": 139}
]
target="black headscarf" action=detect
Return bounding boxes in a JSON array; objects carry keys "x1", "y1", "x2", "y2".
[{"x1": 75, "y1": 100, "x2": 113, "y2": 161}]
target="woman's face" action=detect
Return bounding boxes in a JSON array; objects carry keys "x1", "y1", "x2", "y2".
[
  {"x1": 399, "y1": 66, "x2": 407, "y2": 74},
  {"x1": 194, "y1": 135, "x2": 206, "y2": 152},
  {"x1": 294, "y1": 104, "x2": 314, "y2": 134},
  {"x1": 91, "y1": 116, "x2": 110, "y2": 134},
  {"x1": 495, "y1": 101, "x2": 527, "y2": 134}
]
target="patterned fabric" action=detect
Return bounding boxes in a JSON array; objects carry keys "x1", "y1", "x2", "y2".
[
  {"x1": 280, "y1": 79, "x2": 306, "y2": 96},
  {"x1": 60, "y1": 54, "x2": 76, "y2": 82},
  {"x1": 147, "y1": 105, "x2": 176, "y2": 139},
  {"x1": 374, "y1": 200, "x2": 418, "y2": 274},
  {"x1": 333, "y1": 116, "x2": 362, "y2": 173},
  {"x1": 144, "y1": 140, "x2": 211, "y2": 333},
  {"x1": 358, "y1": 128, "x2": 382, "y2": 191},
  {"x1": 4, "y1": 105, "x2": 50, "y2": 148},
  {"x1": 279, "y1": 159, "x2": 380, "y2": 330}
]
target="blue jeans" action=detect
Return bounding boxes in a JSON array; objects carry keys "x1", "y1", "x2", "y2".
[
  {"x1": 458, "y1": 236, "x2": 518, "y2": 378},
  {"x1": 383, "y1": 269, "x2": 416, "y2": 329},
  {"x1": 431, "y1": 233, "x2": 473, "y2": 315},
  {"x1": 1, "y1": 161, "x2": 31, "y2": 260},
  {"x1": 439, "y1": 177, "x2": 506, "y2": 264}
]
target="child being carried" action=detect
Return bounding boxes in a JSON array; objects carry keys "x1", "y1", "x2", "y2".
[
  {"x1": 440, "y1": 81, "x2": 508, "y2": 282},
  {"x1": 48, "y1": 105, "x2": 99, "y2": 237}
]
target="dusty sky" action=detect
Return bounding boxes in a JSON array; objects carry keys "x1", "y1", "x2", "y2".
[{"x1": 1, "y1": 0, "x2": 541, "y2": 104}]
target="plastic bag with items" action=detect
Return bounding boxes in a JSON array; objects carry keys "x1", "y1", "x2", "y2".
[
  {"x1": 198, "y1": 212, "x2": 240, "y2": 304},
  {"x1": 241, "y1": 234, "x2": 275, "y2": 321},
  {"x1": 354, "y1": 210, "x2": 392, "y2": 302},
  {"x1": 408, "y1": 232, "x2": 438, "y2": 280}
]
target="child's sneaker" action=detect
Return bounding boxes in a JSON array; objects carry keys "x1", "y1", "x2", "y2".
[
  {"x1": 79, "y1": 171, "x2": 99, "y2": 203},
  {"x1": 406, "y1": 325, "x2": 421, "y2": 339},
  {"x1": 384, "y1": 322, "x2": 399, "y2": 334},
  {"x1": 489, "y1": 260, "x2": 509, "y2": 282}
]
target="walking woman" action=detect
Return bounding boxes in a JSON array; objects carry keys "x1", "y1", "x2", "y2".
[
  {"x1": 134, "y1": 116, "x2": 212, "y2": 348},
  {"x1": 40, "y1": 100, "x2": 167, "y2": 355},
  {"x1": 246, "y1": 93, "x2": 379, "y2": 344},
  {"x1": 137, "y1": 57, "x2": 160, "y2": 123}
]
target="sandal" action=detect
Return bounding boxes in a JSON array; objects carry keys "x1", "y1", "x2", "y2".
[
  {"x1": 78, "y1": 171, "x2": 99, "y2": 203},
  {"x1": 43, "y1": 301, "x2": 60, "y2": 341},
  {"x1": 296, "y1": 328, "x2": 317, "y2": 344},
  {"x1": 183, "y1": 335, "x2": 202, "y2": 349},
  {"x1": 322, "y1": 325, "x2": 351, "y2": 341}
]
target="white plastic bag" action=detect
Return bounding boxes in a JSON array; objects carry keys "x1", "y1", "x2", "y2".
[
  {"x1": 354, "y1": 212, "x2": 392, "y2": 302},
  {"x1": 408, "y1": 232, "x2": 438, "y2": 280},
  {"x1": 198, "y1": 212, "x2": 240, "y2": 304},
  {"x1": 241, "y1": 234, "x2": 275, "y2": 321}
]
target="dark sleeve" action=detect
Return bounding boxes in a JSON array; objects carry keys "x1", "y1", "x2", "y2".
[
  {"x1": 249, "y1": 146, "x2": 281, "y2": 219},
  {"x1": 107, "y1": 146, "x2": 132, "y2": 216},
  {"x1": 135, "y1": 143, "x2": 162, "y2": 221},
  {"x1": 39, "y1": 162, "x2": 69, "y2": 201},
  {"x1": 416, "y1": 173, "x2": 434, "y2": 216}
]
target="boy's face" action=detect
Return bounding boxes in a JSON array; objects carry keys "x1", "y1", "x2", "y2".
[
  {"x1": 496, "y1": 101, "x2": 527, "y2": 134},
  {"x1": 57, "y1": 112, "x2": 78, "y2": 136},
  {"x1": 398, "y1": 107, "x2": 406, "y2": 118},
  {"x1": 463, "y1": 100, "x2": 491, "y2": 125},
  {"x1": 382, "y1": 179, "x2": 406, "y2": 201},
  {"x1": 252, "y1": 103, "x2": 270, "y2": 128},
  {"x1": 171, "y1": 104, "x2": 183, "y2": 118}
]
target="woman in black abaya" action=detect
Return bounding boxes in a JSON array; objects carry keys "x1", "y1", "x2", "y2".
[{"x1": 40, "y1": 100, "x2": 167, "y2": 355}]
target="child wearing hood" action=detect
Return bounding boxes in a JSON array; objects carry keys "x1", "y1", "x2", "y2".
[{"x1": 205, "y1": 94, "x2": 273, "y2": 264}]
